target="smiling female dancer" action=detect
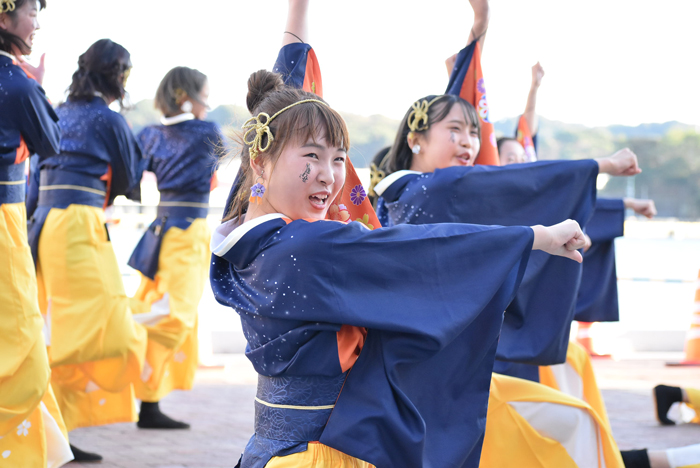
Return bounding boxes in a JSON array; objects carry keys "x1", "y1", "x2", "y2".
[
  {"x1": 373, "y1": 92, "x2": 634, "y2": 468},
  {"x1": 374, "y1": 2, "x2": 700, "y2": 466},
  {"x1": 371, "y1": 0, "x2": 633, "y2": 465},
  {"x1": 0, "y1": 1, "x2": 72, "y2": 466},
  {"x1": 213, "y1": 71, "x2": 587, "y2": 468},
  {"x1": 209, "y1": 2, "x2": 590, "y2": 467}
]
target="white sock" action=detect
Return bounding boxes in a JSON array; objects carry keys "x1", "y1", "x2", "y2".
[{"x1": 667, "y1": 443, "x2": 700, "y2": 468}]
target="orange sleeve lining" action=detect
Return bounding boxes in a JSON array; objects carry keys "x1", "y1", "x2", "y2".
[{"x1": 337, "y1": 325, "x2": 367, "y2": 373}]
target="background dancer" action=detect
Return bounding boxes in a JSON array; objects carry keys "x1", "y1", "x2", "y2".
[
  {"x1": 128, "y1": 66, "x2": 223, "y2": 429},
  {"x1": 0, "y1": 0, "x2": 72, "y2": 465},
  {"x1": 497, "y1": 61, "x2": 544, "y2": 165},
  {"x1": 27, "y1": 38, "x2": 148, "y2": 463}
]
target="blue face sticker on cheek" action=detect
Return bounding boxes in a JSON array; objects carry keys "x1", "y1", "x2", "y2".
[{"x1": 300, "y1": 163, "x2": 311, "y2": 183}]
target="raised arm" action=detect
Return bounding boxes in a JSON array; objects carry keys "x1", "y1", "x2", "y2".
[
  {"x1": 446, "y1": 0, "x2": 490, "y2": 75},
  {"x1": 282, "y1": 0, "x2": 310, "y2": 45},
  {"x1": 523, "y1": 62, "x2": 544, "y2": 135},
  {"x1": 467, "y1": 0, "x2": 490, "y2": 51}
]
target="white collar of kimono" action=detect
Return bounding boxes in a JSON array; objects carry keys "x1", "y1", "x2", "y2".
[
  {"x1": 161, "y1": 113, "x2": 195, "y2": 126},
  {"x1": 0, "y1": 50, "x2": 15, "y2": 61},
  {"x1": 373, "y1": 170, "x2": 422, "y2": 197},
  {"x1": 211, "y1": 212, "x2": 286, "y2": 257}
]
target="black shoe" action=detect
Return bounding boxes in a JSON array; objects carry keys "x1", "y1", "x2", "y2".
[
  {"x1": 620, "y1": 449, "x2": 651, "y2": 468},
  {"x1": 69, "y1": 444, "x2": 103, "y2": 463},
  {"x1": 654, "y1": 384, "x2": 683, "y2": 425},
  {"x1": 137, "y1": 401, "x2": 190, "y2": 430}
]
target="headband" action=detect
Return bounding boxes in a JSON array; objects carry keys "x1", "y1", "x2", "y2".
[{"x1": 242, "y1": 98, "x2": 329, "y2": 160}]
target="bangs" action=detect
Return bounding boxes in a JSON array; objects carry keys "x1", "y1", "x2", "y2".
[
  {"x1": 223, "y1": 74, "x2": 351, "y2": 223},
  {"x1": 455, "y1": 99, "x2": 480, "y2": 134},
  {"x1": 274, "y1": 100, "x2": 350, "y2": 152},
  {"x1": 425, "y1": 95, "x2": 480, "y2": 136}
]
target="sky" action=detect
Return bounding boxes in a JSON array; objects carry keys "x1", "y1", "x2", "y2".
[{"x1": 30, "y1": 0, "x2": 700, "y2": 127}]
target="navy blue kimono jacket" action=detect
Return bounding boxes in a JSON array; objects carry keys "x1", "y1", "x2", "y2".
[
  {"x1": 575, "y1": 198, "x2": 625, "y2": 322},
  {"x1": 127, "y1": 117, "x2": 222, "y2": 279},
  {"x1": 211, "y1": 214, "x2": 533, "y2": 468},
  {"x1": 27, "y1": 96, "x2": 144, "y2": 262},
  {"x1": 0, "y1": 53, "x2": 60, "y2": 206},
  {"x1": 375, "y1": 160, "x2": 598, "y2": 368},
  {"x1": 212, "y1": 38, "x2": 531, "y2": 468}
]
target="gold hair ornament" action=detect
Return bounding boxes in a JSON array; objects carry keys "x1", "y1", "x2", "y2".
[
  {"x1": 122, "y1": 67, "x2": 131, "y2": 87},
  {"x1": 242, "y1": 98, "x2": 328, "y2": 160},
  {"x1": 0, "y1": 0, "x2": 15, "y2": 13},
  {"x1": 174, "y1": 87, "x2": 187, "y2": 105},
  {"x1": 368, "y1": 163, "x2": 386, "y2": 198},
  {"x1": 406, "y1": 96, "x2": 442, "y2": 134}
]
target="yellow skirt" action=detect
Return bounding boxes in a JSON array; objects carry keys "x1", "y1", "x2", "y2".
[
  {"x1": 480, "y1": 373, "x2": 623, "y2": 468},
  {"x1": 539, "y1": 340, "x2": 611, "y2": 430},
  {"x1": 130, "y1": 219, "x2": 210, "y2": 402},
  {"x1": 267, "y1": 442, "x2": 374, "y2": 468},
  {"x1": 0, "y1": 202, "x2": 49, "y2": 435},
  {"x1": 0, "y1": 203, "x2": 72, "y2": 466},
  {"x1": 682, "y1": 387, "x2": 700, "y2": 424},
  {"x1": 0, "y1": 386, "x2": 73, "y2": 468},
  {"x1": 36, "y1": 204, "x2": 147, "y2": 431}
]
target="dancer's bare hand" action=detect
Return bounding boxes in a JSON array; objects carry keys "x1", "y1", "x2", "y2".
[
  {"x1": 17, "y1": 53, "x2": 45, "y2": 85},
  {"x1": 531, "y1": 220, "x2": 586, "y2": 263},
  {"x1": 624, "y1": 198, "x2": 657, "y2": 218},
  {"x1": 596, "y1": 148, "x2": 642, "y2": 177}
]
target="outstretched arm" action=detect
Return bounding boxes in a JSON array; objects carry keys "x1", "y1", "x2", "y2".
[
  {"x1": 523, "y1": 62, "x2": 544, "y2": 135},
  {"x1": 282, "y1": 0, "x2": 310, "y2": 45},
  {"x1": 624, "y1": 198, "x2": 657, "y2": 219},
  {"x1": 446, "y1": 0, "x2": 490, "y2": 75},
  {"x1": 595, "y1": 148, "x2": 642, "y2": 177},
  {"x1": 532, "y1": 220, "x2": 586, "y2": 263}
]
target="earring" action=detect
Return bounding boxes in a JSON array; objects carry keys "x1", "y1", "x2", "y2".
[
  {"x1": 181, "y1": 100, "x2": 194, "y2": 113},
  {"x1": 412, "y1": 145, "x2": 421, "y2": 154},
  {"x1": 249, "y1": 170, "x2": 266, "y2": 205}
]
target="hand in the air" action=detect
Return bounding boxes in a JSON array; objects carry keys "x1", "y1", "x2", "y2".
[{"x1": 531, "y1": 62, "x2": 545, "y2": 89}]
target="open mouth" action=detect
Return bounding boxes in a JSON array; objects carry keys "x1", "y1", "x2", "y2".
[
  {"x1": 309, "y1": 193, "x2": 330, "y2": 209},
  {"x1": 455, "y1": 154, "x2": 472, "y2": 165}
]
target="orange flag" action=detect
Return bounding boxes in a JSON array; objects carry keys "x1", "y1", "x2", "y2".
[
  {"x1": 275, "y1": 42, "x2": 380, "y2": 229},
  {"x1": 516, "y1": 115, "x2": 537, "y2": 162},
  {"x1": 445, "y1": 41, "x2": 499, "y2": 166}
]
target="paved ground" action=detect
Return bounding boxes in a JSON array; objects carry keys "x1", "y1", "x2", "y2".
[
  {"x1": 594, "y1": 353, "x2": 700, "y2": 450},
  {"x1": 66, "y1": 353, "x2": 700, "y2": 467}
]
